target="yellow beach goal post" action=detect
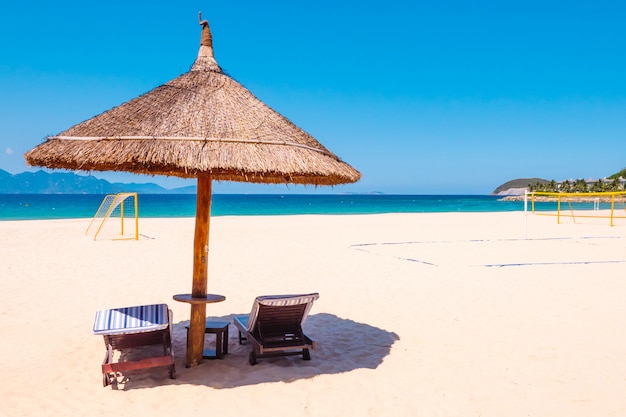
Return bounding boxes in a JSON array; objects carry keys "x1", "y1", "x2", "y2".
[{"x1": 86, "y1": 192, "x2": 139, "y2": 240}]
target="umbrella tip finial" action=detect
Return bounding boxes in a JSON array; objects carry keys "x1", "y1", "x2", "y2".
[
  {"x1": 198, "y1": 12, "x2": 211, "y2": 45},
  {"x1": 193, "y1": 12, "x2": 221, "y2": 72}
]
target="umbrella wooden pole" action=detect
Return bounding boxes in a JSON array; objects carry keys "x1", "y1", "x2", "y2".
[{"x1": 187, "y1": 175, "x2": 212, "y2": 367}]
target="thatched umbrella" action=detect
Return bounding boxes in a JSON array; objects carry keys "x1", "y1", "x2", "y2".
[{"x1": 25, "y1": 13, "x2": 360, "y2": 367}]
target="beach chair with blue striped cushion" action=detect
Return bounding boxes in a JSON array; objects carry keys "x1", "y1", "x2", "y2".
[
  {"x1": 93, "y1": 303, "x2": 176, "y2": 387},
  {"x1": 233, "y1": 293, "x2": 319, "y2": 365}
]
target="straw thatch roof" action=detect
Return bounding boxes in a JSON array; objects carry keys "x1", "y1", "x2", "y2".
[{"x1": 25, "y1": 16, "x2": 360, "y2": 186}]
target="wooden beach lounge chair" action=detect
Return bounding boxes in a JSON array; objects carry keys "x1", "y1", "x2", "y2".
[
  {"x1": 93, "y1": 303, "x2": 176, "y2": 387},
  {"x1": 233, "y1": 293, "x2": 319, "y2": 365}
]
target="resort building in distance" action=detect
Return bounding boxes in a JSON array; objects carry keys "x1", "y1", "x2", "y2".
[
  {"x1": 530, "y1": 177, "x2": 626, "y2": 193},
  {"x1": 493, "y1": 173, "x2": 626, "y2": 196}
]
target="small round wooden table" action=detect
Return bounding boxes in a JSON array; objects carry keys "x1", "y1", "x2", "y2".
[
  {"x1": 173, "y1": 293, "x2": 226, "y2": 367},
  {"x1": 173, "y1": 293, "x2": 226, "y2": 304}
]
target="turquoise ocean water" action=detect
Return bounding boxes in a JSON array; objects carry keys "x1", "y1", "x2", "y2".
[{"x1": 0, "y1": 194, "x2": 599, "y2": 221}]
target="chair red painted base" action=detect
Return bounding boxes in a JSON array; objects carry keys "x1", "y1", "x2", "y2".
[{"x1": 94, "y1": 304, "x2": 176, "y2": 387}]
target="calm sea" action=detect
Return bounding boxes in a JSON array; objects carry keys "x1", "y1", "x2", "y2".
[{"x1": 0, "y1": 194, "x2": 573, "y2": 221}]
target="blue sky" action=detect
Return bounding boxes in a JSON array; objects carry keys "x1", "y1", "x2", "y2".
[{"x1": 1, "y1": 1, "x2": 625, "y2": 194}]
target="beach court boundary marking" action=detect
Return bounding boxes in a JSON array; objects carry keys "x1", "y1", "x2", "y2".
[
  {"x1": 483, "y1": 259, "x2": 626, "y2": 268},
  {"x1": 350, "y1": 236, "x2": 626, "y2": 268}
]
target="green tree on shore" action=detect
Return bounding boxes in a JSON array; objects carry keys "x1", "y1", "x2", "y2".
[
  {"x1": 608, "y1": 177, "x2": 623, "y2": 191},
  {"x1": 573, "y1": 179, "x2": 588, "y2": 193},
  {"x1": 526, "y1": 174, "x2": 624, "y2": 193},
  {"x1": 591, "y1": 180, "x2": 606, "y2": 192}
]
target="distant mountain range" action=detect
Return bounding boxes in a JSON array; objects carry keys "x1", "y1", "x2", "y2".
[{"x1": 0, "y1": 169, "x2": 197, "y2": 194}]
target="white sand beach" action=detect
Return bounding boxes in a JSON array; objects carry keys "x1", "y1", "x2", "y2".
[{"x1": 1, "y1": 212, "x2": 626, "y2": 417}]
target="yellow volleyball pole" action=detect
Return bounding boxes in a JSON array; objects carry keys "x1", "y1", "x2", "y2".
[
  {"x1": 134, "y1": 193, "x2": 139, "y2": 240},
  {"x1": 120, "y1": 197, "x2": 125, "y2": 236},
  {"x1": 610, "y1": 193, "x2": 615, "y2": 227}
]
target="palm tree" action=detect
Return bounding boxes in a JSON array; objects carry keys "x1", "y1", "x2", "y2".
[
  {"x1": 548, "y1": 180, "x2": 558, "y2": 192},
  {"x1": 608, "y1": 177, "x2": 622, "y2": 191},
  {"x1": 573, "y1": 178, "x2": 588, "y2": 193},
  {"x1": 591, "y1": 179, "x2": 606, "y2": 192},
  {"x1": 530, "y1": 181, "x2": 545, "y2": 192}
]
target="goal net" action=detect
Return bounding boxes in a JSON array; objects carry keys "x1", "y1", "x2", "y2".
[
  {"x1": 526, "y1": 191, "x2": 626, "y2": 226},
  {"x1": 86, "y1": 193, "x2": 139, "y2": 240}
]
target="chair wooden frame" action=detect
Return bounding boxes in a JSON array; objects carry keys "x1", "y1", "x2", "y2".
[
  {"x1": 94, "y1": 304, "x2": 176, "y2": 387},
  {"x1": 233, "y1": 293, "x2": 319, "y2": 365}
]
